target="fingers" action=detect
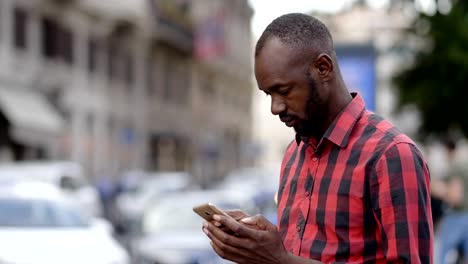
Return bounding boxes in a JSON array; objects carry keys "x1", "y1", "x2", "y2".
[
  {"x1": 240, "y1": 214, "x2": 276, "y2": 231},
  {"x1": 212, "y1": 214, "x2": 259, "y2": 238},
  {"x1": 209, "y1": 238, "x2": 252, "y2": 264},
  {"x1": 240, "y1": 216, "x2": 257, "y2": 225},
  {"x1": 203, "y1": 215, "x2": 288, "y2": 264},
  {"x1": 205, "y1": 222, "x2": 256, "y2": 264},
  {"x1": 204, "y1": 221, "x2": 247, "y2": 248},
  {"x1": 224, "y1": 209, "x2": 250, "y2": 221},
  {"x1": 210, "y1": 209, "x2": 250, "y2": 228}
]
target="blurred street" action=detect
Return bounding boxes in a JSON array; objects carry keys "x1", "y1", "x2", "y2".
[{"x1": 0, "y1": 0, "x2": 467, "y2": 263}]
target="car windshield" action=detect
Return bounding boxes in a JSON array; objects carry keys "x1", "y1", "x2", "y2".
[{"x1": 0, "y1": 198, "x2": 89, "y2": 228}]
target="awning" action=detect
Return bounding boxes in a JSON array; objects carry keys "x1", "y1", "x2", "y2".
[{"x1": 0, "y1": 87, "x2": 64, "y2": 145}]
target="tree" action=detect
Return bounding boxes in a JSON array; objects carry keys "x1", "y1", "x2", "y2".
[{"x1": 393, "y1": 0, "x2": 468, "y2": 140}]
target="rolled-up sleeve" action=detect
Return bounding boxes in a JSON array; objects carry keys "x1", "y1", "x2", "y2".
[{"x1": 370, "y1": 142, "x2": 433, "y2": 263}]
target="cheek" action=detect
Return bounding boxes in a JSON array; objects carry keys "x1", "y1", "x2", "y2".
[
  {"x1": 287, "y1": 99, "x2": 308, "y2": 119},
  {"x1": 287, "y1": 83, "x2": 313, "y2": 119}
]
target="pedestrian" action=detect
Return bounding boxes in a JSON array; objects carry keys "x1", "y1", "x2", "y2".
[
  {"x1": 435, "y1": 139, "x2": 468, "y2": 264},
  {"x1": 202, "y1": 13, "x2": 433, "y2": 263}
]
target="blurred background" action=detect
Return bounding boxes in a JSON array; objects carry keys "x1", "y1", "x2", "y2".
[{"x1": 0, "y1": 0, "x2": 467, "y2": 263}]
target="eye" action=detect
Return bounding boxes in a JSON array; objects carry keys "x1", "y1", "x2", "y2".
[{"x1": 278, "y1": 87, "x2": 290, "y2": 96}]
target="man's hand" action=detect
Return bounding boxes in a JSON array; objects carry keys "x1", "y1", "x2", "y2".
[
  {"x1": 212, "y1": 209, "x2": 264, "y2": 231},
  {"x1": 211, "y1": 209, "x2": 250, "y2": 227},
  {"x1": 203, "y1": 213, "x2": 289, "y2": 264}
]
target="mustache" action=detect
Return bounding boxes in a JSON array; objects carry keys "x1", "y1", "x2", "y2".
[{"x1": 279, "y1": 112, "x2": 300, "y2": 119}]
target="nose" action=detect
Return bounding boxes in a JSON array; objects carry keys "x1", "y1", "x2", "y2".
[{"x1": 271, "y1": 96, "x2": 286, "y2": 115}]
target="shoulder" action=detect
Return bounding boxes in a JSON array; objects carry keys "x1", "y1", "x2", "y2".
[{"x1": 359, "y1": 111, "x2": 418, "y2": 153}]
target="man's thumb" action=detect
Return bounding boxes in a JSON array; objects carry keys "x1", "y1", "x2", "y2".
[
  {"x1": 240, "y1": 216, "x2": 257, "y2": 225},
  {"x1": 240, "y1": 215, "x2": 272, "y2": 230}
]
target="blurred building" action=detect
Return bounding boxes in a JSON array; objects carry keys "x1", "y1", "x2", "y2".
[{"x1": 0, "y1": 0, "x2": 254, "y2": 184}]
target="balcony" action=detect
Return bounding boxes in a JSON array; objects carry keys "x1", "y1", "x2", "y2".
[{"x1": 148, "y1": 0, "x2": 194, "y2": 54}]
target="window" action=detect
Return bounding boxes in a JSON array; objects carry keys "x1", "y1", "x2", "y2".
[
  {"x1": 41, "y1": 17, "x2": 74, "y2": 64},
  {"x1": 42, "y1": 18, "x2": 57, "y2": 58},
  {"x1": 88, "y1": 38, "x2": 98, "y2": 73},
  {"x1": 61, "y1": 28, "x2": 73, "y2": 64},
  {"x1": 123, "y1": 51, "x2": 133, "y2": 86},
  {"x1": 107, "y1": 43, "x2": 123, "y2": 81},
  {"x1": 14, "y1": 7, "x2": 27, "y2": 50},
  {"x1": 107, "y1": 43, "x2": 116, "y2": 80}
]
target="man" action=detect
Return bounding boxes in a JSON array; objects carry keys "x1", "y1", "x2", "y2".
[
  {"x1": 434, "y1": 139, "x2": 468, "y2": 263},
  {"x1": 202, "y1": 13, "x2": 433, "y2": 263}
]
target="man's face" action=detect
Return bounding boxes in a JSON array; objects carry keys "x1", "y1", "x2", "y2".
[{"x1": 255, "y1": 38, "x2": 327, "y2": 136}]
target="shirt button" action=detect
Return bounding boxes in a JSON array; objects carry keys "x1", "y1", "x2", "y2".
[
  {"x1": 296, "y1": 225, "x2": 302, "y2": 233},
  {"x1": 312, "y1": 157, "x2": 318, "y2": 162},
  {"x1": 305, "y1": 191, "x2": 310, "y2": 197}
]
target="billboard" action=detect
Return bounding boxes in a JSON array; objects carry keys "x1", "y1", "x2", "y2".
[{"x1": 336, "y1": 44, "x2": 377, "y2": 111}]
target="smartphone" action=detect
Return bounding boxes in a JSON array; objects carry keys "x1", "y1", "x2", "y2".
[{"x1": 193, "y1": 202, "x2": 228, "y2": 221}]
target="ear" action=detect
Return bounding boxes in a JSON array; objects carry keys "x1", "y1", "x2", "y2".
[{"x1": 313, "y1": 53, "x2": 333, "y2": 82}]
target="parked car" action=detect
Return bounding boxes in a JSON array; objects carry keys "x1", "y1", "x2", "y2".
[
  {"x1": 216, "y1": 166, "x2": 280, "y2": 223},
  {"x1": 114, "y1": 171, "x2": 193, "y2": 233},
  {"x1": 0, "y1": 161, "x2": 102, "y2": 217},
  {"x1": 216, "y1": 166, "x2": 279, "y2": 195},
  {"x1": 0, "y1": 181, "x2": 129, "y2": 264},
  {"x1": 132, "y1": 190, "x2": 254, "y2": 264}
]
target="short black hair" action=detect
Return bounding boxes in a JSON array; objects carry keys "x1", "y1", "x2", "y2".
[{"x1": 255, "y1": 13, "x2": 334, "y2": 58}]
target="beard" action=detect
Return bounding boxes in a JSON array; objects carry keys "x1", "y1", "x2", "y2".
[{"x1": 293, "y1": 75, "x2": 321, "y2": 137}]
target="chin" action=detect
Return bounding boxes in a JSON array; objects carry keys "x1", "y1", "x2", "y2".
[
  {"x1": 293, "y1": 126, "x2": 304, "y2": 135},
  {"x1": 294, "y1": 124, "x2": 314, "y2": 137}
]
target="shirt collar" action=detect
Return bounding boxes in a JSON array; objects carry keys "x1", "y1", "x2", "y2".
[{"x1": 295, "y1": 92, "x2": 365, "y2": 148}]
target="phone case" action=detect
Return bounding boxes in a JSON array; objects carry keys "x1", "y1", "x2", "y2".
[{"x1": 193, "y1": 202, "x2": 225, "y2": 221}]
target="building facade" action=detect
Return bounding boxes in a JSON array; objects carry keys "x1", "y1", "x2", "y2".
[{"x1": 0, "y1": 0, "x2": 254, "y2": 184}]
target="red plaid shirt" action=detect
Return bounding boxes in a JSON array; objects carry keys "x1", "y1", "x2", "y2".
[{"x1": 277, "y1": 93, "x2": 433, "y2": 263}]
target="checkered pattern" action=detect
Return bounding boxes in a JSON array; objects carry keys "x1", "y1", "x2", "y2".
[{"x1": 277, "y1": 94, "x2": 433, "y2": 263}]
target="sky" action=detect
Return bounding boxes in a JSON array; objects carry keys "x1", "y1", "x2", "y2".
[
  {"x1": 248, "y1": 0, "x2": 353, "y2": 38},
  {"x1": 248, "y1": 0, "x2": 390, "y2": 38}
]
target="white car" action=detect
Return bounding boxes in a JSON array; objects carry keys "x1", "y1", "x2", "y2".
[
  {"x1": 0, "y1": 161, "x2": 102, "y2": 217},
  {"x1": 216, "y1": 166, "x2": 280, "y2": 196},
  {"x1": 132, "y1": 190, "x2": 254, "y2": 264},
  {"x1": 115, "y1": 172, "x2": 192, "y2": 227},
  {"x1": 0, "y1": 181, "x2": 129, "y2": 264}
]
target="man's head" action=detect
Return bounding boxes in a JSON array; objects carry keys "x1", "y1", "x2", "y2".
[
  {"x1": 254, "y1": 13, "x2": 344, "y2": 137},
  {"x1": 444, "y1": 137, "x2": 457, "y2": 159}
]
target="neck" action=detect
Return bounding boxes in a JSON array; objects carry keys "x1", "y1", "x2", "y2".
[{"x1": 311, "y1": 81, "x2": 352, "y2": 139}]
